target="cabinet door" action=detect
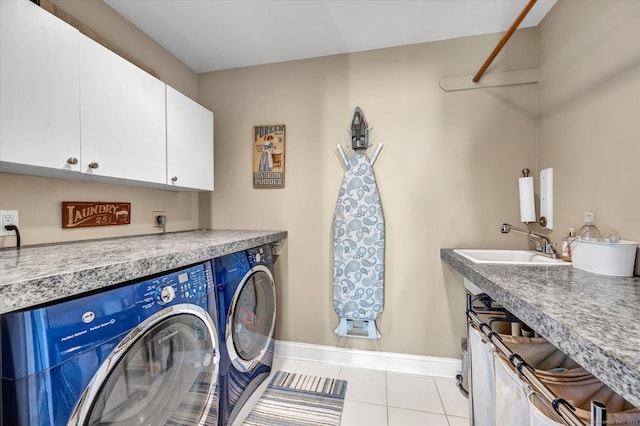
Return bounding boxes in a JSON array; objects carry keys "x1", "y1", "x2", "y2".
[
  {"x1": 79, "y1": 36, "x2": 166, "y2": 184},
  {"x1": 166, "y1": 86, "x2": 214, "y2": 191},
  {"x1": 0, "y1": 0, "x2": 81, "y2": 171}
]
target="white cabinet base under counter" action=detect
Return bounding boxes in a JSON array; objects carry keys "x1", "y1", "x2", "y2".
[{"x1": 441, "y1": 248, "x2": 640, "y2": 411}]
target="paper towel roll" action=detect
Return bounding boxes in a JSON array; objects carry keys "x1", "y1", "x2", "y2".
[{"x1": 519, "y1": 177, "x2": 536, "y2": 222}]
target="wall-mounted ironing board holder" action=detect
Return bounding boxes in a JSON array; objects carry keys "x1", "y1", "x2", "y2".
[
  {"x1": 335, "y1": 318, "x2": 381, "y2": 339},
  {"x1": 337, "y1": 143, "x2": 383, "y2": 169}
]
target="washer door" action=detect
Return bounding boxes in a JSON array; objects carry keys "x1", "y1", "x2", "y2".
[
  {"x1": 226, "y1": 265, "x2": 276, "y2": 372},
  {"x1": 68, "y1": 304, "x2": 219, "y2": 426}
]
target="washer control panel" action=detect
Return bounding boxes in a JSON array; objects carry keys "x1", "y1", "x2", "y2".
[
  {"x1": 247, "y1": 245, "x2": 272, "y2": 267},
  {"x1": 135, "y1": 262, "x2": 214, "y2": 315},
  {"x1": 156, "y1": 285, "x2": 176, "y2": 304}
]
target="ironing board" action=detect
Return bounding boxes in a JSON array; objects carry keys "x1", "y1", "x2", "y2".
[{"x1": 333, "y1": 152, "x2": 384, "y2": 339}]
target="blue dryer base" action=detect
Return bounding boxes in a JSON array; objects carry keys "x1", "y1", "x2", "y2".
[
  {"x1": 213, "y1": 245, "x2": 276, "y2": 426},
  {"x1": 219, "y1": 344, "x2": 273, "y2": 425}
]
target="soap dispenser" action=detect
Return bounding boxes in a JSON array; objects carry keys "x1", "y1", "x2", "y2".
[
  {"x1": 561, "y1": 228, "x2": 575, "y2": 261},
  {"x1": 577, "y1": 212, "x2": 601, "y2": 241}
]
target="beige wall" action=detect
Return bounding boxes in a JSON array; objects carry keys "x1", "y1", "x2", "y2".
[
  {"x1": 198, "y1": 29, "x2": 539, "y2": 358},
  {"x1": 0, "y1": 174, "x2": 199, "y2": 246},
  {"x1": 0, "y1": 0, "x2": 200, "y2": 247},
  {"x1": 538, "y1": 0, "x2": 640, "y2": 274}
]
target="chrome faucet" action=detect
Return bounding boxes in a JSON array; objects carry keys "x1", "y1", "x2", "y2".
[{"x1": 501, "y1": 223, "x2": 559, "y2": 258}]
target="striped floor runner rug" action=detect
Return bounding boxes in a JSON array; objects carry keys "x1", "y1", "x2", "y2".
[{"x1": 242, "y1": 371, "x2": 348, "y2": 426}]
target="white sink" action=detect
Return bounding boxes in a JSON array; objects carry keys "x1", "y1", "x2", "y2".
[{"x1": 454, "y1": 249, "x2": 570, "y2": 265}]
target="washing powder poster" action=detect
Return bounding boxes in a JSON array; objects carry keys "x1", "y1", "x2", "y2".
[{"x1": 253, "y1": 124, "x2": 285, "y2": 188}]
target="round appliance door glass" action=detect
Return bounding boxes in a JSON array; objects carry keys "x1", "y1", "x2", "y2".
[
  {"x1": 227, "y1": 265, "x2": 276, "y2": 372},
  {"x1": 70, "y1": 304, "x2": 219, "y2": 426}
]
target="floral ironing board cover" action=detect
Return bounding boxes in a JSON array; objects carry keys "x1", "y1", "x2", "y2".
[{"x1": 333, "y1": 152, "x2": 384, "y2": 322}]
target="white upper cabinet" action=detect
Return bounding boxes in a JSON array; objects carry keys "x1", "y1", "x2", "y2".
[
  {"x1": 0, "y1": 0, "x2": 81, "y2": 171},
  {"x1": 79, "y1": 36, "x2": 166, "y2": 184},
  {"x1": 1, "y1": 1, "x2": 213, "y2": 191},
  {"x1": 166, "y1": 86, "x2": 214, "y2": 191}
]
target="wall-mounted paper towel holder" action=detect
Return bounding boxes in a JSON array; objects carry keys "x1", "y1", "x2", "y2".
[{"x1": 518, "y1": 168, "x2": 553, "y2": 230}]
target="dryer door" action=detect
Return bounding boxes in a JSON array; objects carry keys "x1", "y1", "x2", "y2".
[
  {"x1": 226, "y1": 265, "x2": 276, "y2": 372},
  {"x1": 68, "y1": 304, "x2": 219, "y2": 426}
]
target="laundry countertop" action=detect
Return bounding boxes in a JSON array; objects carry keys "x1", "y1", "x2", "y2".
[
  {"x1": 441, "y1": 248, "x2": 640, "y2": 410},
  {"x1": 0, "y1": 229, "x2": 287, "y2": 315}
]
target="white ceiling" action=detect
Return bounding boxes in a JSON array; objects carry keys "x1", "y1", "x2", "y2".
[{"x1": 104, "y1": 0, "x2": 557, "y2": 74}]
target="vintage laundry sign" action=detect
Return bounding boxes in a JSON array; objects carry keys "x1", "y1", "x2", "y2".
[
  {"x1": 62, "y1": 202, "x2": 131, "y2": 229},
  {"x1": 253, "y1": 124, "x2": 285, "y2": 188}
]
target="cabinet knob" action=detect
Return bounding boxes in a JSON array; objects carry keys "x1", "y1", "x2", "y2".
[
  {"x1": 171, "y1": 176, "x2": 178, "y2": 183},
  {"x1": 67, "y1": 157, "x2": 78, "y2": 165},
  {"x1": 88, "y1": 162, "x2": 99, "y2": 169}
]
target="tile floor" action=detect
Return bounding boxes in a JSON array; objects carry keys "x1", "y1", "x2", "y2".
[{"x1": 232, "y1": 357, "x2": 470, "y2": 426}]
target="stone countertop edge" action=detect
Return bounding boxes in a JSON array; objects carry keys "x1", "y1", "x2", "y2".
[
  {"x1": 0, "y1": 229, "x2": 287, "y2": 315},
  {"x1": 440, "y1": 248, "x2": 640, "y2": 410}
]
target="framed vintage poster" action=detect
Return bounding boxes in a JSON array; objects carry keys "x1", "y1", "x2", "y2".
[{"x1": 253, "y1": 124, "x2": 285, "y2": 188}]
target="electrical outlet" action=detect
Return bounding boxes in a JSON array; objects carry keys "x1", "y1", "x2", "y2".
[
  {"x1": 0, "y1": 209, "x2": 19, "y2": 237},
  {"x1": 152, "y1": 211, "x2": 167, "y2": 228}
]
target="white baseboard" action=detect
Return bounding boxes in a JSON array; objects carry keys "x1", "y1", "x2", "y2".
[{"x1": 274, "y1": 340, "x2": 461, "y2": 379}]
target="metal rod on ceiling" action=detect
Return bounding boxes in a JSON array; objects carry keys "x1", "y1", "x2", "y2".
[{"x1": 472, "y1": 0, "x2": 537, "y2": 83}]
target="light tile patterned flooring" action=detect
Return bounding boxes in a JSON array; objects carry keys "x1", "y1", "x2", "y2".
[{"x1": 233, "y1": 357, "x2": 470, "y2": 426}]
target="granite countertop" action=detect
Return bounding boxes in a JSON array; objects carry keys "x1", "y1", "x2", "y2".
[
  {"x1": 0, "y1": 229, "x2": 287, "y2": 314},
  {"x1": 441, "y1": 249, "x2": 640, "y2": 410}
]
